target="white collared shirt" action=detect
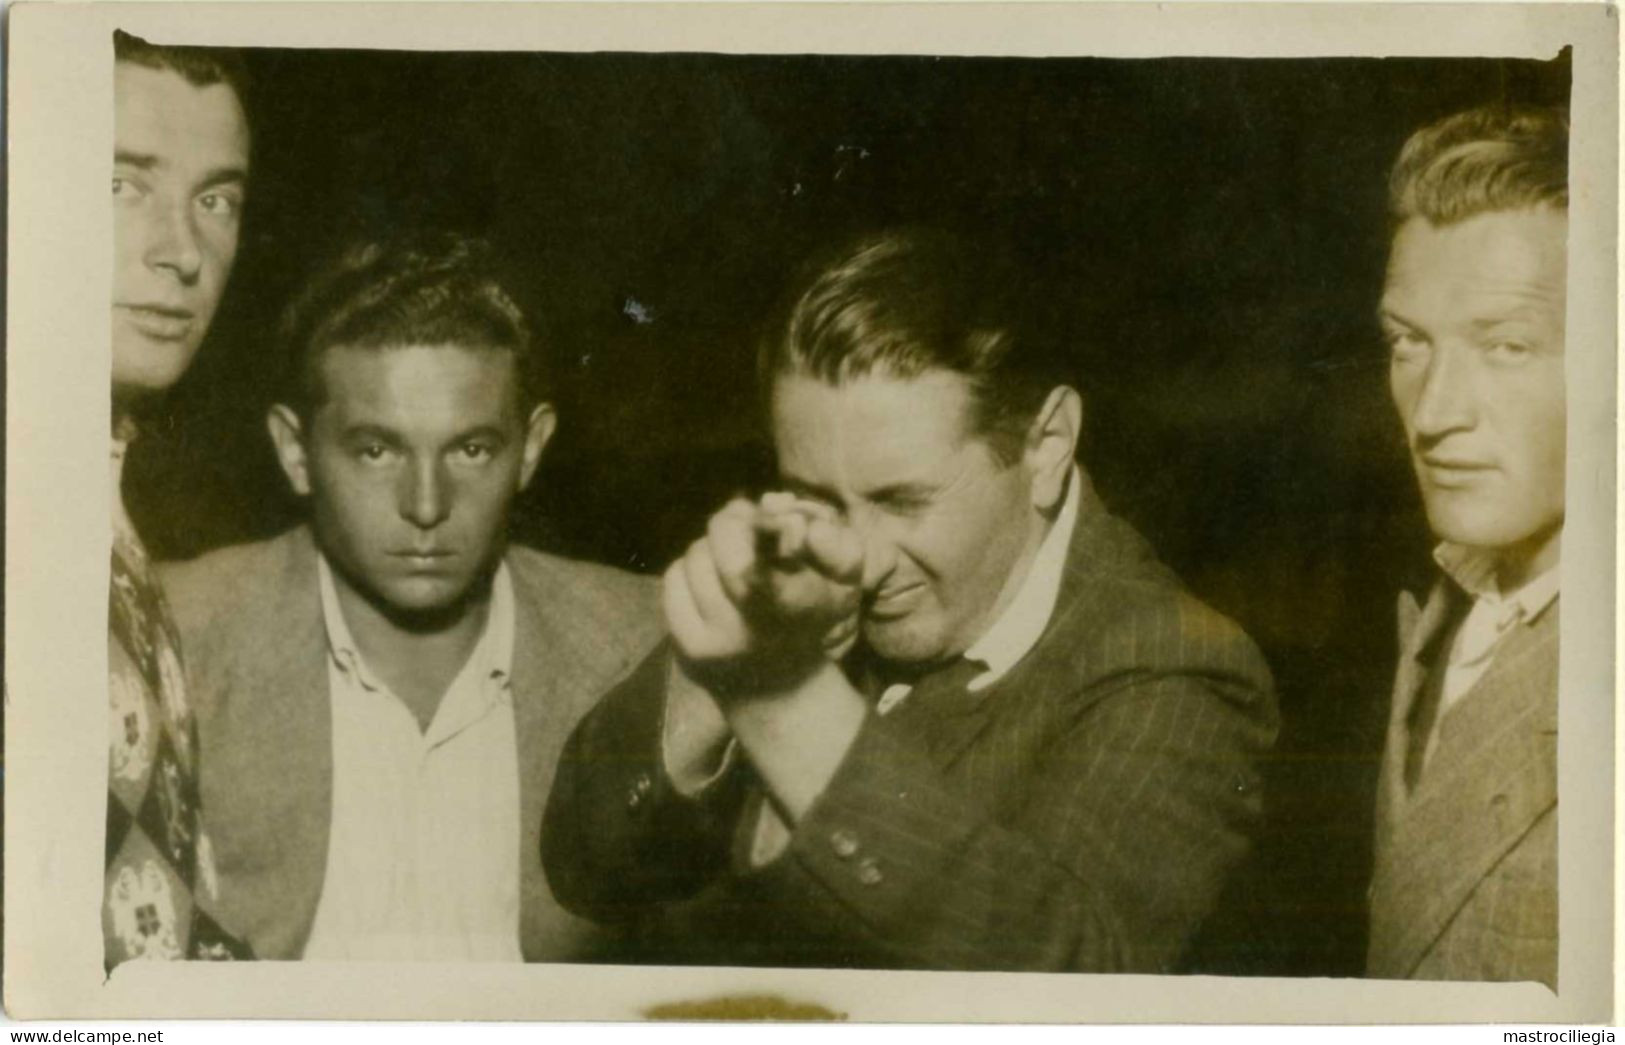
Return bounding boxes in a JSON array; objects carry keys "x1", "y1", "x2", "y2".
[
  {"x1": 1433, "y1": 543, "x2": 1561, "y2": 719},
  {"x1": 303, "y1": 557, "x2": 522, "y2": 962},
  {"x1": 873, "y1": 465, "x2": 1082, "y2": 715}
]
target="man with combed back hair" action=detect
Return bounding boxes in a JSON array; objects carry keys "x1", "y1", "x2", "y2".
[
  {"x1": 544, "y1": 228, "x2": 1278, "y2": 972},
  {"x1": 1368, "y1": 105, "x2": 1568, "y2": 988},
  {"x1": 106, "y1": 30, "x2": 252, "y2": 965},
  {"x1": 161, "y1": 233, "x2": 661, "y2": 960}
]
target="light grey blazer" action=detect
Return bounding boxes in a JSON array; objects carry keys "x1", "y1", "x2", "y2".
[
  {"x1": 1367, "y1": 581, "x2": 1558, "y2": 989},
  {"x1": 161, "y1": 526, "x2": 661, "y2": 961}
]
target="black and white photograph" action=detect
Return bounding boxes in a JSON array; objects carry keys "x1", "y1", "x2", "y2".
[{"x1": 5, "y1": 1, "x2": 1617, "y2": 1025}]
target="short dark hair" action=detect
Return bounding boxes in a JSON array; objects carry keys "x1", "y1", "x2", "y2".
[
  {"x1": 759, "y1": 228, "x2": 1066, "y2": 465},
  {"x1": 278, "y1": 232, "x2": 544, "y2": 417},
  {"x1": 1388, "y1": 104, "x2": 1568, "y2": 227},
  {"x1": 114, "y1": 29, "x2": 251, "y2": 106}
]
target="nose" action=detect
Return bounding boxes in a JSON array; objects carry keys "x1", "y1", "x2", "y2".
[
  {"x1": 143, "y1": 196, "x2": 203, "y2": 285},
  {"x1": 848, "y1": 506, "x2": 900, "y2": 593},
  {"x1": 399, "y1": 457, "x2": 451, "y2": 530},
  {"x1": 1404, "y1": 341, "x2": 1477, "y2": 445}
]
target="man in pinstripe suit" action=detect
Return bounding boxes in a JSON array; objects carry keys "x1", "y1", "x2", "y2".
[
  {"x1": 1367, "y1": 106, "x2": 1567, "y2": 988},
  {"x1": 543, "y1": 228, "x2": 1277, "y2": 972}
]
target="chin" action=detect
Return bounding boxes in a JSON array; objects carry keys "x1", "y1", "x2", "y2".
[
  {"x1": 862, "y1": 620, "x2": 947, "y2": 666},
  {"x1": 1425, "y1": 502, "x2": 1534, "y2": 554},
  {"x1": 375, "y1": 579, "x2": 475, "y2": 620}
]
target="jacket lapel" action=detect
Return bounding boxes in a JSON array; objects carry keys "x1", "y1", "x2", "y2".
[
  {"x1": 205, "y1": 528, "x2": 333, "y2": 960},
  {"x1": 895, "y1": 479, "x2": 1119, "y2": 772},
  {"x1": 508, "y1": 552, "x2": 636, "y2": 959},
  {"x1": 888, "y1": 661, "x2": 996, "y2": 770},
  {"x1": 1368, "y1": 598, "x2": 1558, "y2": 978},
  {"x1": 509, "y1": 570, "x2": 563, "y2": 957}
]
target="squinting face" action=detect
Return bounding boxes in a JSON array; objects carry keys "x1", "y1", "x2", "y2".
[
  {"x1": 1383, "y1": 208, "x2": 1567, "y2": 579},
  {"x1": 113, "y1": 62, "x2": 250, "y2": 398},
  {"x1": 771, "y1": 371, "x2": 1044, "y2": 666},
  {"x1": 284, "y1": 345, "x2": 549, "y2": 619}
]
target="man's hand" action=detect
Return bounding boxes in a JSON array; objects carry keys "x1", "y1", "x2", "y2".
[{"x1": 663, "y1": 494, "x2": 864, "y2": 699}]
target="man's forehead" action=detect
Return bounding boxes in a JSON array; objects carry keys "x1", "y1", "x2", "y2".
[
  {"x1": 317, "y1": 344, "x2": 523, "y2": 418},
  {"x1": 770, "y1": 369, "x2": 982, "y2": 482},
  {"x1": 1384, "y1": 210, "x2": 1567, "y2": 311},
  {"x1": 1387, "y1": 210, "x2": 1566, "y2": 281},
  {"x1": 114, "y1": 61, "x2": 250, "y2": 166},
  {"x1": 773, "y1": 369, "x2": 976, "y2": 429}
]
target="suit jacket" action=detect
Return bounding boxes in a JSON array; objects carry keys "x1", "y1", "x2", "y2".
[
  {"x1": 1367, "y1": 581, "x2": 1558, "y2": 988},
  {"x1": 160, "y1": 526, "x2": 661, "y2": 961},
  {"x1": 543, "y1": 481, "x2": 1278, "y2": 972}
]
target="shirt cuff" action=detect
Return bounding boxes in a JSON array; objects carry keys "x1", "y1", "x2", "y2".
[{"x1": 660, "y1": 658, "x2": 738, "y2": 797}]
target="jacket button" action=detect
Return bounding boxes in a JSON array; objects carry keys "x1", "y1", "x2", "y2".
[
  {"x1": 857, "y1": 857, "x2": 883, "y2": 886},
  {"x1": 829, "y1": 829, "x2": 859, "y2": 859}
]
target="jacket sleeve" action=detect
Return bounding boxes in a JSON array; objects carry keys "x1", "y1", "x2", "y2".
[
  {"x1": 651, "y1": 647, "x2": 1275, "y2": 972},
  {"x1": 541, "y1": 642, "x2": 748, "y2": 926},
  {"x1": 755, "y1": 667, "x2": 1275, "y2": 972},
  {"x1": 546, "y1": 629, "x2": 1276, "y2": 972}
]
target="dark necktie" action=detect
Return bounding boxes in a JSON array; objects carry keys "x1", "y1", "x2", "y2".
[{"x1": 1402, "y1": 598, "x2": 1469, "y2": 793}]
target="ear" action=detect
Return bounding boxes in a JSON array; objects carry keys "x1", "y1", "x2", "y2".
[
  {"x1": 266, "y1": 403, "x2": 313, "y2": 497},
  {"x1": 1023, "y1": 386, "x2": 1083, "y2": 514},
  {"x1": 518, "y1": 401, "x2": 558, "y2": 491}
]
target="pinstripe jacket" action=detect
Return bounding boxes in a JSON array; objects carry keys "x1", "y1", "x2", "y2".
[
  {"x1": 160, "y1": 527, "x2": 661, "y2": 961},
  {"x1": 1367, "y1": 582, "x2": 1558, "y2": 989},
  {"x1": 542, "y1": 483, "x2": 1278, "y2": 972}
]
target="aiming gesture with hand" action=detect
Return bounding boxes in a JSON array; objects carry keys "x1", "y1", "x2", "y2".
[
  {"x1": 659, "y1": 491, "x2": 880, "y2": 820},
  {"x1": 663, "y1": 492, "x2": 871, "y2": 699}
]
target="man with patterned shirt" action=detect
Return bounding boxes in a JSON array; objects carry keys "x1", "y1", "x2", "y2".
[{"x1": 106, "y1": 31, "x2": 252, "y2": 964}]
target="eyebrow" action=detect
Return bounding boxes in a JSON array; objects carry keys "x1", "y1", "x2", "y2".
[
  {"x1": 781, "y1": 476, "x2": 841, "y2": 505},
  {"x1": 114, "y1": 150, "x2": 249, "y2": 191},
  {"x1": 780, "y1": 475, "x2": 937, "y2": 506},
  {"x1": 868, "y1": 482, "x2": 937, "y2": 502},
  {"x1": 1377, "y1": 308, "x2": 1427, "y2": 336},
  {"x1": 114, "y1": 150, "x2": 158, "y2": 171},
  {"x1": 1469, "y1": 309, "x2": 1553, "y2": 331},
  {"x1": 447, "y1": 425, "x2": 510, "y2": 447},
  {"x1": 338, "y1": 424, "x2": 512, "y2": 445},
  {"x1": 339, "y1": 424, "x2": 403, "y2": 445},
  {"x1": 198, "y1": 168, "x2": 249, "y2": 193}
]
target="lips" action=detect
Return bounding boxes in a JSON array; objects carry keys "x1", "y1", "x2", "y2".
[
  {"x1": 1419, "y1": 454, "x2": 1495, "y2": 487},
  {"x1": 867, "y1": 582, "x2": 925, "y2": 619},
  {"x1": 390, "y1": 549, "x2": 456, "y2": 569},
  {"x1": 119, "y1": 303, "x2": 195, "y2": 342}
]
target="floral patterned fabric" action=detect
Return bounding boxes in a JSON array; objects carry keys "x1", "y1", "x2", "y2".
[{"x1": 105, "y1": 437, "x2": 250, "y2": 966}]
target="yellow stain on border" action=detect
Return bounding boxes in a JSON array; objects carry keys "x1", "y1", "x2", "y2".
[{"x1": 643, "y1": 994, "x2": 847, "y2": 1021}]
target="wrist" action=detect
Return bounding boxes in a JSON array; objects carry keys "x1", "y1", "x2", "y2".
[
  {"x1": 725, "y1": 659, "x2": 868, "y2": 822},
  {"x1": 676, "y1": 641, "x2": 828, "y2": 703}
]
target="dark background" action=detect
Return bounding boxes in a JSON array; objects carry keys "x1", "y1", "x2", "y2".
[{"x1": 125, "y1": 49, "x2": 1570, "y2": 977}]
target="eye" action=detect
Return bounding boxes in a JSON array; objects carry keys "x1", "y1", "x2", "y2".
[
  {"x1": 196, "y1": 190, "x2": 243, "y2": 219},
  {"x1": 456, "y1": 441, "x2": 494, "y2": 463},
  {"x1": 112, "y1": 175, "x2": 144, "y2": 200},
  {"x1": 1485, "y1": 340, "x2": 1535, "y2": 366},
  {"x1": 356, "y1": 443, "x2": 390, "y2": 463},
  {"x1": 876, "y1": 493, "x2": 930, "y2": 517},
  {"x1": 1383, "y1": 329, "x2": 1429, "y2": 363}
]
